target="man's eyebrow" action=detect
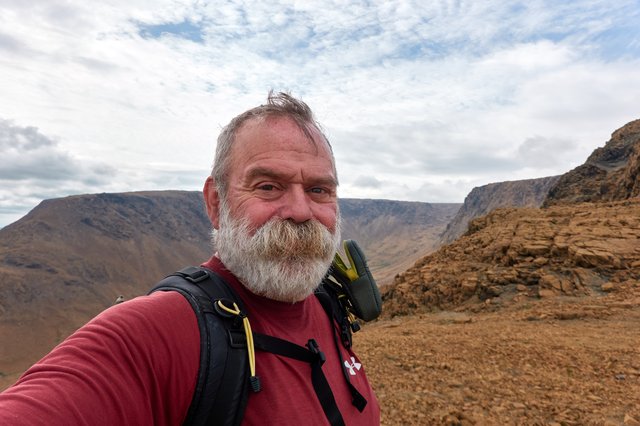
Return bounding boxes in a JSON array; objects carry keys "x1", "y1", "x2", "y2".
[
  {"x1": 245, "y1": 166, "x2": 337, "y2": 186},
  {"x1": 309, "y1": 175, "x2": 338, "y2": 187},
  {"x1": 245, "y1": 167, "x2": 292, "y2": 182}
]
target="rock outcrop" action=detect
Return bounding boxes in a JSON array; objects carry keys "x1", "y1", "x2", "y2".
[
  {"x1": 439, "y1": 176, "x2": 559, "y2": 245},
  {"x1": 383, "y1": 199, "x2": 640, "y2": 317},
  {"x1": 544, "y1": 119, "x2": 640, "y2": 206}
]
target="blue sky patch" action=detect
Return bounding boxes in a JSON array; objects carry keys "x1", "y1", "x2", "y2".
[{"x1": 138, "y1": 20, "x2": 205, "y2": 43}]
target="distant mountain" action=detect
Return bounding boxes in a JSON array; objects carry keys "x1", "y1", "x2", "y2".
[
  {"x1": 383, "y1": 118, "x2": 640, "y2": 318},
  {"x1": 0, "y1": 192, "x2": 459, "y2": 388},
  {"x1": 439, "y1": 176, "x2": 560, "y2": 245},
  {"x1": 338, "y1": 199, "x2": 460, "y2": 284},
  {"x1": 0, "y1": 191, "x2": 212, "y2": 386}
]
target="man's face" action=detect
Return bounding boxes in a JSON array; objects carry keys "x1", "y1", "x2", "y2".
[
  {"x1": 204, "y1": 116, "x2": 341, "y2": 302},
  {"x1": 214, "y1": 115, "x2": 338, "y2": 233}
]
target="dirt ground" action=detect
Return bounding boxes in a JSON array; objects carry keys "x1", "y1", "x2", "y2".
[
  {"x1": 356, "y1": 288, "x2": 640, "y2": 425},
  {"x1": 2, "y1": 286, "x2": 638, "y2": 426}
]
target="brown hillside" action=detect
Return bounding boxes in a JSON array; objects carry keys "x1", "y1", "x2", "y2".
[
  {"x1": 0, "y1": 192, "x2": 454, "y2": 389},
  {"x1": 358, "y1": 285, "x2": 640, "y2": 425},
  {"x1": 0, "y1": 191, "x2": 212, "y2": 385},
  {"x1": 339, "y1": 199, "x2": 460, "y2": 285},
  {"x1": 370, "y1": 119, "x2": 640, "y2": 424}
]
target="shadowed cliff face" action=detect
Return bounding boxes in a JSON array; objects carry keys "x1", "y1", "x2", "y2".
[
  {"x1": 0, "y1": 192, "x2": 457, "y2": 386},
  {"x1": 439, "y1": 176, "x2": 560, "y2": 245},
  {"x1": 384, "y1": 118, "x2": 640, "y2": 318}
]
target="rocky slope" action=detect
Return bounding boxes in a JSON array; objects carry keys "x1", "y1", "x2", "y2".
[
  {"x1": 384, "y1": 118, "x2": 640, "y2": 317},
  {"x1": 383, "y1": 199, "x2": 640, "y2": 317},
  {"x1": 439, "y1": 176, "x2": 559, "y2": 245},
  {"x1": 544, "y1": 118, "x2": 640, "y2": 206},
  {"x1": 0, "y1": 191, "x2": 212, "y2": 383},
  {"x1": 358, "y1": 286, "x2": 640, "y2": 425},
  {"x1": 372, "y1": 119, "x2": 640, "y2": 424}
]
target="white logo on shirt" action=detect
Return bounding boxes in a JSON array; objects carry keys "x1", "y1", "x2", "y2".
[{"x1": 344, "y1": 357, "x2": 362, "y2": 376}]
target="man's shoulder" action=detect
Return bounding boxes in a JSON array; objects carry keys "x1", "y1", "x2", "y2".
[{"x1": 90, "y1": 290, "x2": 197, "y2": 336}]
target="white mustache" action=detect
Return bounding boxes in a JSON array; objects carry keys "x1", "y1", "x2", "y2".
[{"x1": 252, "y1": 218, "x2": 335, "y2": 261}]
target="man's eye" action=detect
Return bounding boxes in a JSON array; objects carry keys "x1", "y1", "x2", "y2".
[
  {"x1": 258, "y1": 184, "x2": 275, "y2": 191},
  {"x1": 309, "y1": 187, "x2": 326, "y2": 194}
]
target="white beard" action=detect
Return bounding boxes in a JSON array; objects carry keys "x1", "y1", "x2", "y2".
[{"x1": 213, "y1": 203, "x2": 341, "y2": 303}]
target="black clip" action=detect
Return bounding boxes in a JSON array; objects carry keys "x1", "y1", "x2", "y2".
[
  {"x1": 340, "y1": 319, "x2": 354, "y2": 349},
  {"x1": 178, "y1": 266, "x2": 209, "y2": 283},
  {"x1": 306, "y1": 339, "x2": 326, "y2": 365}
]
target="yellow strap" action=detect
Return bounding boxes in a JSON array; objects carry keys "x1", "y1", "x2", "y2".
[{"x1": 216, "y1": 300, "x2": 257, "y2": 377}]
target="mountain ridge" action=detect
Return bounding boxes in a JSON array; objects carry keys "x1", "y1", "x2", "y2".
[
  {"x1": 438, "y1": 175, "x2": 560, "y2": 245},
  {"x1": 0, "y1": 193, "x2": 459, "y2": 387}
]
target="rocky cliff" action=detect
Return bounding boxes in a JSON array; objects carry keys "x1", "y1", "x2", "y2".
[
  {"x1": 544, "y1": 119, "x2": 640, "y2": 206},
  {"x1": 384, "y1": 119, "x2": 640, "y2": 317},
  {"x1": 439, "y1": 176, "x2": 559, "y2": 245}
]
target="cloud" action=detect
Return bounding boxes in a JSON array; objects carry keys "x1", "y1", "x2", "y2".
[
  {"x1": 1, "y1": 120, "x2": 76, "y2": 180},
  {"x1": 353, "y1": 175, "x2": 383, "y2": 189},
  {"x1": 0, "y1": 32, "x2": 26, "y2": 53},
  {"x1": 0, "y1": 119, "x2": 119, "y2": 224},
  {"x1": 516, "y1": 135, "x2": 576, "y2": 168},
  {"x1": 0, "y1": 119, "x2": 113, "y2": 182},
  {"x1": 1, "y1": 0, "x2": 640, "y2": 227}
]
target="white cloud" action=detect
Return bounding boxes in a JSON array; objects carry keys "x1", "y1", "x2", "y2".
[{"x1": 1, "y1": 0, "x2": 640, "y2": 226}]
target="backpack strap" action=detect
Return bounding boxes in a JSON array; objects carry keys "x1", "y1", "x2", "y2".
[
  {"x1": 149, "y1": 266, "x2": 369, "y2": 425},
  {"x1": 252, "y1": 334, "x2": 347, "y2": 426},
  {"x1": 315, "y1": 283, "x2": 368, "y2": 412},
  {"x1": 149, "y1": 266, "x2": 250, "y2": 426}
]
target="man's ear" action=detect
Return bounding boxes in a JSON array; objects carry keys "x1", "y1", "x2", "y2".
[{"x1": 203, "y1": 176, "x2": 221, "y2": 229}]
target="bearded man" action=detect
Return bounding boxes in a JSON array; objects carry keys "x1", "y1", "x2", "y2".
[{"x1": 0, "y1": 92, "x2": 380, "y2": 425}]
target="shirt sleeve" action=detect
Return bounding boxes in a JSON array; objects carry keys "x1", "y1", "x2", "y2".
[{"x1": 0, "y1": 291, "x2": 200, "y2": 426}]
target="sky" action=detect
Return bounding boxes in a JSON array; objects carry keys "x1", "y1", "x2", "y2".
[{"x1": 1, "y1": 0, "x2": 640, "y2": 228}]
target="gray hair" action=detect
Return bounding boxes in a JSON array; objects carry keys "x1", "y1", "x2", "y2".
[{"x1": 211, "y1": 91, "x2": 336, "y2": 197}]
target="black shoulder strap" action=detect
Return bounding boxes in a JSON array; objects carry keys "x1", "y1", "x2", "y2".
[
  {"x1": 314, "y1": 282, "x2": 368, "y2": 412},
  {"x1": 149, "y1": 267, "x2": 367, "y2": 425},
  {"x1": 315, "y1": 282, "x2": 354, "y2": 349},
  {"x1": 149, "y1": 266, "x2": 250, "y2": 426}
]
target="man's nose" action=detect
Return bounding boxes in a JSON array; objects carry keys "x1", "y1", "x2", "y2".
[{"x1": 280, "y1": 186, "x2": 314, "y2": 223}]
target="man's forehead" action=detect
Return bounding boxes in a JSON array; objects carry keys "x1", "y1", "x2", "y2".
[
  {"x1": 231, "y1": 117, "x2": 330, "y2": 159},
  {"x1": 229, "y1": 114, "x2": 338, "y2": 183},
  {"x1": 238, "y1": 115, "x2": 325, "y2": 145}
]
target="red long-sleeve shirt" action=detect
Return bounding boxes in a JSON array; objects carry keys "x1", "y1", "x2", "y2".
[{"x1": 0, "y1": 258, "x2": 380, "y2": 425}]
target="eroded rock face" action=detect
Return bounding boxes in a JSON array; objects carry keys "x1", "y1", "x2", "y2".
[
  {"x1": 382, "y1": 199, "x2": 640, "y2": 317},
  {"x1": 439, "y1": 176, "x2": 559, "y2": 245},
  {"x1": 544, "y1": 119, "x2": 640, "y2": 207}
]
